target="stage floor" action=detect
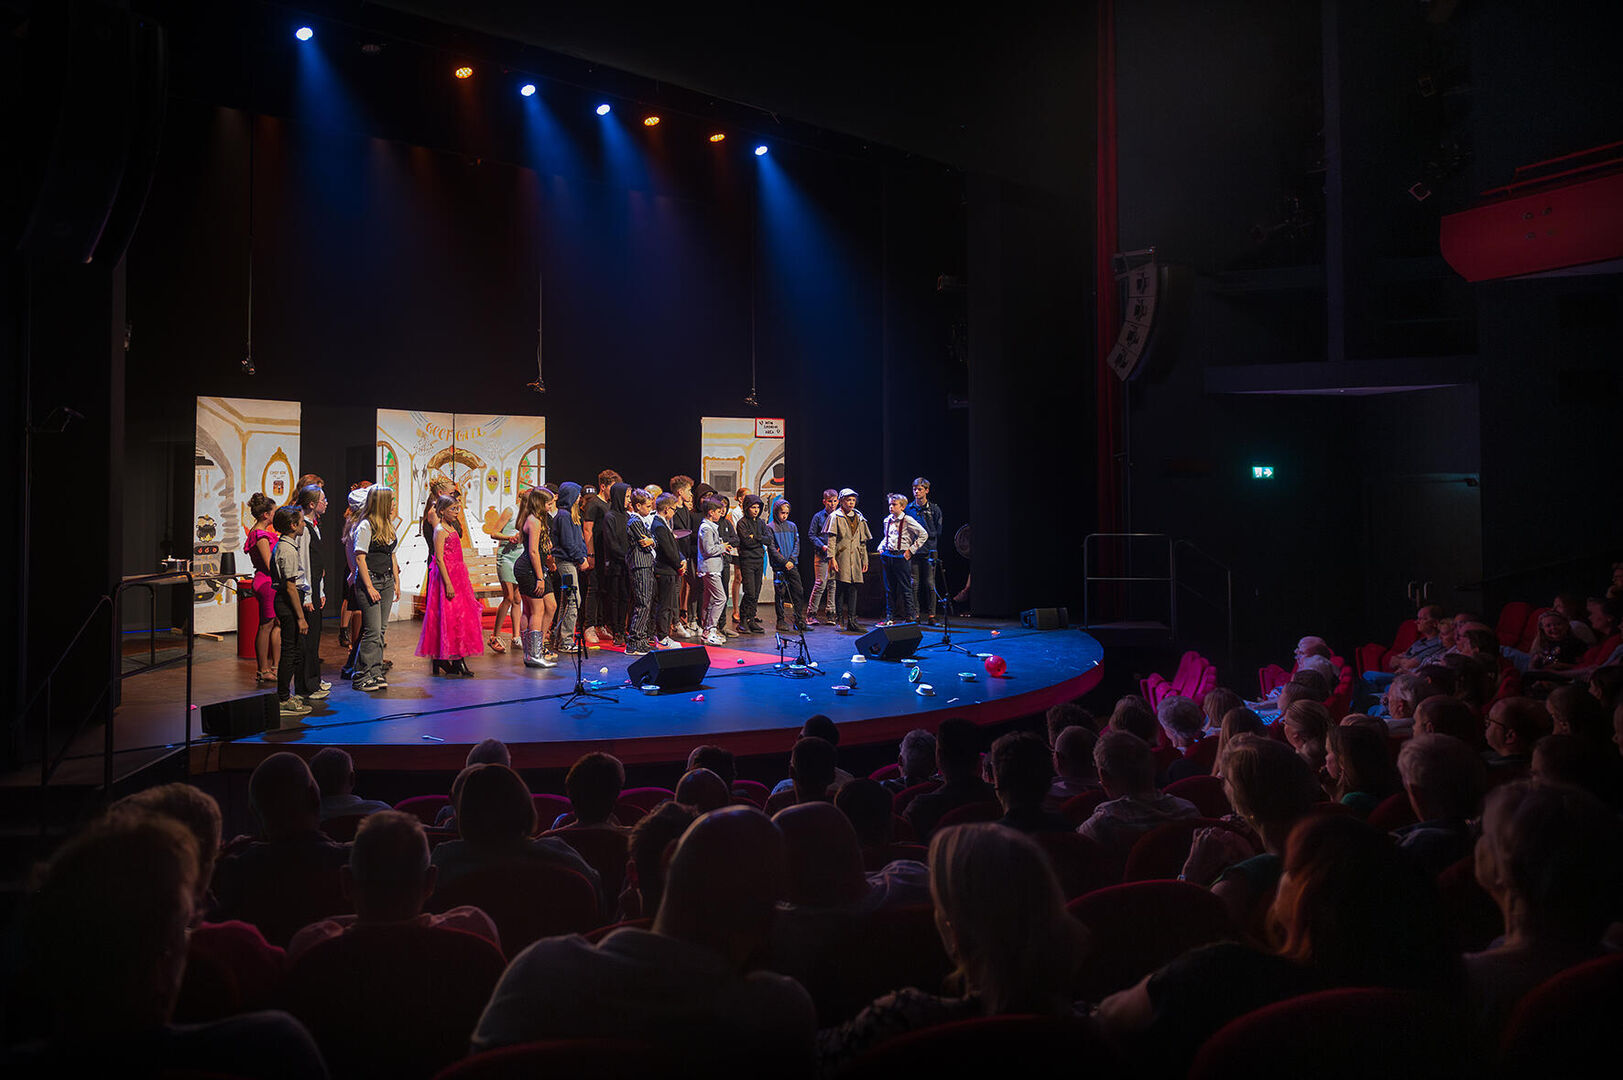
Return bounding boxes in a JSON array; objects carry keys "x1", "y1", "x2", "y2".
[{"x1": 80, "y1": 619, "x2": 1102, "y2": 776}]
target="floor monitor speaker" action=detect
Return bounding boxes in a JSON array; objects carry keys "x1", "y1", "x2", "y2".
[
  {"x1": 856, "y1": 623, "x2": 923, "y2": 660},
  {"x1": 199, "y1": 692, "x2": 276, "y2": 739},
  {"x1": 627, "y1": 646, "x2": 711, "y2": 690}
]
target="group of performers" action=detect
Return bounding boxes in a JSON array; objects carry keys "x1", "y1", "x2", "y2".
[{"x1": 244, "y1": 469, "x2": 947, "y2": 717}]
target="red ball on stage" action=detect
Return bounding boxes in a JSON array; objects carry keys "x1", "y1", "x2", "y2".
[{"x1": 984, "y1": 655, "x2": 1007, "y2": 677}]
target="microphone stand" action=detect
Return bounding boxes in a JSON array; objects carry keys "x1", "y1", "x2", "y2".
[
  {"x1": 559, "y1": 572, "x2": 616, "y2": 709},
  {"x1": 918, "y1": 550, "x2": 974, "y2": 656}
]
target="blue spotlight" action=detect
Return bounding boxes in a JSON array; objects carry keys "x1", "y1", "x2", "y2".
[
  {"x1": 754, "y1": 144, "x2": 769, "y2": 156},
  {"x1": 595, "y1": 103, "x2": 612, "y2": 116},
  {"x1": 520, "y1": 83, "x2": 536, "y2": 97},
  {"x1": 294, "y1": 26, "x2": 314, "y2": 42}
]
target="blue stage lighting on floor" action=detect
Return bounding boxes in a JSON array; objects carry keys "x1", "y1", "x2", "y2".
[
  {"x1": 754, "y1": 144, "x2": 769, "y2": 156},
  {"x1": 520, "y1": 83, "x2": 536, "y2": 97},
  {"x1": 295, "y1": 26, "x2": 314, "y2": 42},
  {"x1": 596, "y1": 103, "x2": 612, "y2": 116}
]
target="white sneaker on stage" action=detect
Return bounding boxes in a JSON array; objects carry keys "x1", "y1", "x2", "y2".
[
  {"x1": 657, "y1": 637, "x2": 678, "y2": 649},
  {"x1": 704, "y1": 630, "x2": 728, "y2": 647}
]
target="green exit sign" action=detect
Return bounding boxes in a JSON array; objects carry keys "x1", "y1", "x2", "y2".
[{"x1": 1251, "y1": 465, "x2": 1276, "y2": 479}]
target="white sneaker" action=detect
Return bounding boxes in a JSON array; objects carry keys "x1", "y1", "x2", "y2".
[
  {"x1": 704, "y1": 630, "x2": 728, "y2": 647},
  {"x1": 279, "y1": 696, "x2": 312, "y2": 716},
  {"x1": 319, "y1": 680, "x2": 332, "y2": 691},
  {"x1": 657, "y1": 636, "x2": 678, "y2": 649},
  {"x1": 673, "y1": 624, "x2": 696, "y2": 639}
]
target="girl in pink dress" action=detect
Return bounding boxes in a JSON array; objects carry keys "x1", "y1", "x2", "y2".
[
  {"x1": 244, "y1": 492, "x2": 281, "y2": 682},
  {"x1": 417, "y1": 494, "x2": 485, "y2": 675}
]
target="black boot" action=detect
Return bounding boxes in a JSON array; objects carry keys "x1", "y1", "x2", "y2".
[
  {"x1": 451, "y1": 658, "x2": 475, "y2": 677},
  {"x1": 431, "y1": 659, "x2": 450, "y2": 676}
]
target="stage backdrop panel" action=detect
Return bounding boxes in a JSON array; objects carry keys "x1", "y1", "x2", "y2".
[
  {"x1": 194, "y1": 396, "x2": 302, "y2": 634},
  {"x1": 376, "y1": 410, "x2": 547, "y2": 619},
  {"x1": 701, "y1": 417, "x2": 786, "y2": 604}
]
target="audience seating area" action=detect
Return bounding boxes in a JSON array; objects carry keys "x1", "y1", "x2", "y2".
[{"x1": 7, "y1": 576, "x2": 1623, "y2": 1079}]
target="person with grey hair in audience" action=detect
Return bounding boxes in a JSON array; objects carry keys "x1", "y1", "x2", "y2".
[
  {"x1": 1379, "y1": 672, "x2": 1434, "y2": 734},
  {"x1": 285, "y1": 811, "x2": 498, "y2": 962},
  {"x1": 1392, "y1": 733, "x2": 1487, "y2": 875},
  {"x1": 884, "y1": 728, "x2": 939, "y2": 794},
  {"x1": 1077, "y1": 730, "x2": 1199, "y2": 868},
  {"x1": 309, "y1": 748, "x2": 393, "y2": 827}
]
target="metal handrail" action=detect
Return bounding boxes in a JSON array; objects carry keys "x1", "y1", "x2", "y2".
[
  {"x1": 1173, "y1": 540, "x2": 1235, "y2": 672},
  {"x1": 29, "y1": 595, "x2": 114, "y2": 788},
  {"x1": 109, "y1": 571, "x2": 197, "y2": 792},
  {"x1": 1083, "y1": 533, "x2": 1174, "y2": 629}
]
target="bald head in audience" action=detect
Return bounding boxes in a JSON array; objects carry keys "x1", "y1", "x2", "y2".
[
  {"x1": 248, "y1": 752, "x2": 322, "y2": 839},
  {"x1": 674, "y1": 767, "x2": 731, "y2": 812}
]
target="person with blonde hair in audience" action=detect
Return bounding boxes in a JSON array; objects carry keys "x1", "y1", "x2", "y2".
[
  {"x1": 1466, "y1": 780, "x2": 1623, "y2": 1034},
  {"x1": 1180, "y1": 735, "x2": 1322, "y2": 930},
  {"x1": 7, "y1": 813, "x2": 326, "y2": 1077},
  {"x1": 1393, "y1": 734, "x2": 1487, "y2": 875},
  {"x1": 1098, "y1": 814, "x2": 1459, "y2": 1078},
  {"x1": 816, "y1": 823, "x2": 1091, "y2": 1073},
  {"x1": 1281, "y1": 699, "x2": 1331, "y2": 773},
  {"x1": 1201, "y1": 688, "x2": 1243, "y2": 737},
  {"x1": 1210, "y1": 706, "x2": 1264, "y2": 780}
]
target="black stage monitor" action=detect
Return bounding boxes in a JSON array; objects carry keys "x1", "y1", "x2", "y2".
[
  {"x1": 628, "y1": 647, "x2": 711, "y2": 691},
  {"x1": 1021, "y1": 607, "x2": 1070, "y2": 630},
  {"x1": 857, "y1": 623, "x2": 923, "y2": 661},
  {"x1": 200, "y1": 692, "x2": 276, "y2": 739}
]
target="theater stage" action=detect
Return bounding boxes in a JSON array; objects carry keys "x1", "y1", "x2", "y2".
[{"x1": 102, "y1": 620, "x2": 1102, "y2": 777}]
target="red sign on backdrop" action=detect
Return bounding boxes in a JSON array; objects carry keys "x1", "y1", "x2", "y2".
[{"x1": 755, "y1": 418, "x2": 786, "y2": 438}]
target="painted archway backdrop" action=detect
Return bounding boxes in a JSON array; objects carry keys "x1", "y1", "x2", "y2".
[
  {"x1": 376, "y1": 409, "x2": 546, "y2": 617},
  {"x1": 193, "y1": 396, "x2": 302, "y2": 633}
]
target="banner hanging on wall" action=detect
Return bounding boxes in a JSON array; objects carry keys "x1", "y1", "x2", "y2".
[
  {"x1": 193, "y1": 396, "x2": 302, "y2": 634},
  {"x1": 375, "y1": 410, "x2": 547, "y2": 619},
  {"x1": 700, "y1": 417, "x2": 786, "y2": 604}
]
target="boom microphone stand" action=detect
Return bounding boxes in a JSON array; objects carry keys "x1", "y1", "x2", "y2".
[
  {"x1": 558, "y1": 573, "x2": 616, "y2": 710},
  {"x1": 917, "y1": 550, "x2": 974, "y2": 656}
]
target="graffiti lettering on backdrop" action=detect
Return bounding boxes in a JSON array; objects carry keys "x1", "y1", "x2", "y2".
[
  {"x1": 700, "y1": 416, "x2": 786, "y2": 603},
  {"x1": 376, "y1": 410, "x2": 546, "y2": 620},
  {"x1": 194, "y1": 397, "x2": 301, "y2": 634}
]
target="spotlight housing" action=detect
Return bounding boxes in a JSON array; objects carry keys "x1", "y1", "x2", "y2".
[
  {"x1": 708, "y1": 133, "x2": 726, "y2": 143},
  {"x1": 595, "y1": 103, "x2": 612, "y2": 116},
  {"x1": 294, "y1": 26, "x2": 314, "y2": 42},
  {"x1": 454, "y1": 66, "x2": 474, "y2": 80},
  {"x1": 754, "y1": 145, "x2": 769, "y2": 156},
  {"x1": 520, "y1": 83, "x2": 536, "y2": 97},
  {"x1": 643, "y1": 115, "x2": 661, "y2": 127}
]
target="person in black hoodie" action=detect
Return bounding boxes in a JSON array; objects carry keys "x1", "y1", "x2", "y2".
[
  {"x1": 600, "y1": 481, "x2": 632, "y2": 645},
  {"x1": 733, "y1": 495, "x2": 770, "y2": 634},
  {"x1": 551, "y1": 482, "x2": 591, "y2": 652},
  {"x1": 651, "y1": 493, "x2": 687, "y2": 648}
]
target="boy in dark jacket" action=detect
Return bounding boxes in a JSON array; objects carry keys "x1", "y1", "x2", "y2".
[
  {"x1": 600, "y1": 482, "x2": 631, "y2": 644},
  {"x1": 766, "y1": 497, "x2": 807, "y2": 633},
  {"x1": 552, "y1": 482, "x2": 591, "y2": 650},
  {"x1": 733, "y1": 495, "x2": 770, "y2": 634},
  {"x1": 624, "y1": 488, "x2": 657, "y2": 655},
  {"x1": 652, "y1": 493, "x2": 687, "y2": 648}
]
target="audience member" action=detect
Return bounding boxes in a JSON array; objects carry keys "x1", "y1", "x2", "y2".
[
  {"x1": 1097, "y1": 814, "x2": 1458, "y2": 1078},
  {"x1": 561, "y1": 752, "x2": 629, "y2": 829},
  {"x1": 1381, "y1": 672, "x2": 1435, "y2": 734},
  {"x1": 1394, "y1": 734, "x2": 1487, "y2": 875},
  {"x1": 1281, "y1": 699, "x2": 1331, "y2": 773},
  {"x1": 906, "y1": 718, "x2": 996, "y2": 839},
  {"x1": 1323, "y1": 721, "x2": 1397, "y2": 817},
  {"x1": 434, "y1": 738, "x2": 512, "y2": 830},
  {"x1": 309, "y1": 748, "x2": 393, "y2": 826},
  {"x1": 816, "y1": 823, "x2": 1090, "y2": 1073},
  {"x1": 1414, "y1": 694, "x2": 1482, "y2": 747},
  {"x1": 1546, "y1": 684, "x2": 1611, "y2": 751},
  {"x1": 687, "y1": 744, "x2": 746, "y2": 800},
  {"x1": 1201, "y1": 688, "x2": 1243, "y2": 737},
  {"x1": 1156, "y1": 696, "x2": 1207, "y2": 758},
  {"x1": 1385, "y1": 603, "x2": 1447, "y2": 674},
  {"x1": 1466, "y1": 781, "x2": 1623, "y2": 1034},
  {"x1": 212, "y1": 752, "x2": 352, "y2": 946},
  {"x1": 113, "y1": 783, "x2": 286, "y2": 1019},
  {"x1": 885, "y1": 728, "x2": 939, "y2": 794},
  {"x1": 1046, "y1": 701, "x2": 1095, "y2": 744},
  {"x1": 428, "y1": 764, "x2": 602, "y2": 905},
  {"x1": 764, "y1": 736, "x2": 841, "y2": 814},
  {"x1": 620, "y1": 800, "x2": 698, "y2": 920},
  {"x1": 1108, "y1": 696, "x2": 1159, "y2": 744},
  {"x1": 674, "y1": 767, "x2": 731, "y2": 812},
  {"x1": 7, "y1": 813, "x2": 326, "y2": 1078},
  {"x1": 1211, "y1": 707, "x2": 1264, "y2": 778},
  {"x1": 1529, "y1": 734, "x2": 1618, "y2": 804},
  {"x1": 1047, "y1": 724, "x2": 1101, "y2": 809},
  {"x1": 1181, "y1": 735, "x2": 1320, "y2": 930},
  {"x1": 1077, "y1": 731, "x2": 1199, "y2": 867},
  {"x1": 471, "y1": 807, "x2": 817, "y2": 1064},
  {"x1": 1483, "y1": 696, "x2": 1550, "y2": 776},
  {"x1": 769, "y1": 716, "x2": 857, "y2": 799},
  {"x1": 286, "y1": 811, "x2": 499, "y2": 962},
  {"x1": 989, "y1": 732, "x2": 1072, "y2": 833}
]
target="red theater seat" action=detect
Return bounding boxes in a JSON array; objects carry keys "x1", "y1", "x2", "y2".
[
  {"x1": 434, "y1": 1039, "x2": 672, "y2": 1080},
  {"x1": 1033, "y1": 831, "x2": 1115, "y2": 899},
  {"x1": 1067, "y1": 880, "x2": 1235, "y2": 1000},
  {"x1": 619, "y1": 786, "x2": 676, "y2": 812},
  {"x1": 1122, "y1": 818, "x2": 1241, "y2": 883},
  {"x1": 840, "y1": 1015, "x2": 1125, "y2": 1080},
  {"x1": 934, "y1": 801, "x2": 1003, "y2": 830},
  {"x1": 1494, "y1": 601, "x2": 1532, "y2": 647},
  {"x1": 1500, "y1": 953, "x2": 1623, "y2": 1076},
  {"x1": 1060, "y1": 789, "x2": 1108, "y2": 827},
  {"x1": 394, "y1": 794, "x2": 452, "y2": 826},
  {"x1": 1163, "y1": 775, "x2": 1231, "y2": 818},
  {"x1": 530, "y1": 794, "x2": 571, "y2": 834},
  {"x1": 545, "y1": 827, "x2": 631, "y2": 903},
  {"x1": 429, "y1": 860, "x2": 599, "y2": 954},
  {"x1": 893, "y1": 779, "x2": 942, "y2": 814},
  {"x1": 1366, "y1": 791, "x2": 1418, "y2": 832}
]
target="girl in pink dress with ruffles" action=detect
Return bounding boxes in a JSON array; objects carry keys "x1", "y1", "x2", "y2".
[{"x1": 417, "y1": 493, "x2": 484, "y2": 675}]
